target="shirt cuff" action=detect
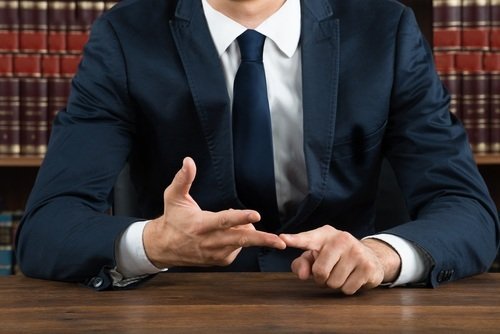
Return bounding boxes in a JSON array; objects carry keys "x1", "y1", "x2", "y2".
[
  {"x1": 115, "y1": 220, "x2": 168, "y2": 278},
  {"x1": 363, "y1": 233, "x2": 429, "y2": 287}
]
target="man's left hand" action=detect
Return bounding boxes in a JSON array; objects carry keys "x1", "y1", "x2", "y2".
[{"x1": 279, "y1": 226, "x2": 401, "y2": 295}]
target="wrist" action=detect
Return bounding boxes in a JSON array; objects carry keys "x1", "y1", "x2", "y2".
[
  {"x1": 143, "y1": 217, "x2": 172, "y2": 269},
  {"x1": 361, "y1": 238, "x2": 401, "y2": 283}
]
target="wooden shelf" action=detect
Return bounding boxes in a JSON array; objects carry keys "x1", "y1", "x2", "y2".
[
  {"x1": 0, "y1": 156, "x2": 43, "y2": 167},
  {"x1": 475, "y1": 155, "x2": 500, "y2": 165}
]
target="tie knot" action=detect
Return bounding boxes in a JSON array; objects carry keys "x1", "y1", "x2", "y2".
[{"x1": 237, "y1": 30, "x2": 265, "y2": 62}]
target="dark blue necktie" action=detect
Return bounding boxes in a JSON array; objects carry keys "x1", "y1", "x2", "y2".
[{"x1": 232, "y1": 30, "x2": 280, "y2": 231}]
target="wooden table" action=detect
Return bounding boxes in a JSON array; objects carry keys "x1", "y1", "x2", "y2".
[{"x1": 0, "y1": 273, "x2": 499, "y2": 333}]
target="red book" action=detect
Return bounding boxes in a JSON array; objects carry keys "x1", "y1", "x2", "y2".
[
  {"x1": 484, "y1": 51, "x2": 500, "y2": 70},
  {"x1": 13, "y1": 54, "x2": 41, "y2": 77},
  {"x1": 485, "y1": 52, "x2": 500, "y2": 153},
  {"x1": 60, "y1": 54, "x2": 81, "y2": 78},
  {"x1": 0, "y1": 1, "x2": 19, "y2": 52},
  {"x1": 435, "y1": 51, "x2": 462, "y2": 118},
  {"x1": 463, "y1": 28, "x2": 491, "y2": 50},
  {"x1": 42, "y1": 54, "x2": 60, "y2": 78},
  {"x1": 66, "y1": 31, "x2": 89, "y2": 54},
  {"x1": 433, "y1": 0, "x2": 462, "y2": 51},
  {"x1": 0, "y1": 54, "x2": 14, "y2": 77},
  {"x1": 456, "y1": 52, "x2": 490, "y2": 154},
  {"x1": 492, "y1": 28, "x2": 500, "y2": 49},
  {"x1": 19, "y1": 78, "x2": 48, "y2": 156},
  {"x1": 462, "y1": 0, "x2": 491, "y2": 50},
  {"x1": 19, "y1": 1, "x2": 48, "y2": 53},
  {"x1": 0, "y1": 78, "x2": 20, "y2": 156}
]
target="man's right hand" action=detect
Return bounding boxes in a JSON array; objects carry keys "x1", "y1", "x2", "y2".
[{"x1": 143, "y1": 157, "x2": 286, "y2": 269}]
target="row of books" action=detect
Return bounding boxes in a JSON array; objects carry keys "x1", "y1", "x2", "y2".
[
  {"x1": 0, "y1": 1, "x2": 117, "y2": 156},
  {"x1": 2, "y1": 1, "x2": 499, "y2": 156},
  {"x1": 1, "y1": 1, "x2": 117, "y2": 54},
  {"x1": 0, "y1": 211, "x2": 22, "y2": 276},
  {"x1": 433, "y1": 0, "x2": 500, "y2": 154},
  {"x1": 433, "y1": 0, "x2": 499, "y2": 52},
  {"x1": 0, "y1": 77, "x2": 71, "y2": 155},
  {"x1": 434, "y1": 51, "x2": 500, "y2": 154}
]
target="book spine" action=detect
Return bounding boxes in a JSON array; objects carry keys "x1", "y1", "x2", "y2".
[
  {"x1": 0, "y1": 54, "x2": 14, "y2": 77},
  {"x1": 457, "y1": 51, "x2": 490, "y2": 154},
  {"x1": 0, "y1": 212, "x2": 13, "y2": 276},
  {"x1": 42, "y1": 54, "x2": 61, "y2": 78},
  {"x1": 19, "y1": 1, "x2": 48, "y2": 53},
  {"x1": 67, "y1": 1, "x2": 93, "y2": 54},
  {"x1": 47, "y1": 1, "x2": 74, "y2": 53},
  {"x1": 434, "y1": 0, "x2": 463, "y2": 51},
  {"x1": 492, "y1": 0, "x2": 500, "y2": 50},
  {"x1": 0, "y1": 78, "x2": 20, "y2": 155},
  {"x1": 20, "y1": 78, "x2": 48, "y2": 156},
  {"x1": 0, "y1": 213, "x2": 13, "y2": 248},
  {"x1": 13, "y1": 53, "x2": 41, "y2": 77},
  {"x1": 0, "y1": 0, "x2": 19, "y2": 53},
  {"x1": 0, "y1": 248, "x2": 13, "y2": 275},
  {"x1": 462, "y1": 0, "x2": 491, "y2": 51},
  {"x1": 60, "y1": 54, "x2": 81, "y2": 78},
  {"x1": 490, "y1": 73, "x2": 500, "y2": 153}
]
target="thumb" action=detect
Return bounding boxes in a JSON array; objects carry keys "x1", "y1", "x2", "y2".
[{"x1": 166, "y1": 157, "x2": 197, "y2": 199}]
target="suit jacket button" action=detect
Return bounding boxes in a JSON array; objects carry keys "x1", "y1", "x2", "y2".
[
  {"x1": 437, "y1": 270, "x2": 446, "y2": 283},
  {"x1": 91, "y1": 277, "x2": 104, "y2": 288},
  {"x1": 445, "y1": 269, "x2": 454, "y2": 281}
]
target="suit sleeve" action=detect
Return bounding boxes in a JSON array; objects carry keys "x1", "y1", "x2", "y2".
[
  {"x1": 16, "y1": 16, "x2": 141, "y2": 290},
  {"x1": 383, "y1": 7, "x2": 499, "y2": 287}
]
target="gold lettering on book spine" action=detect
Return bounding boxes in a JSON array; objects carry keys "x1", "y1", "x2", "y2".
[
  {"x1": 433, "y1": 0, "x2": 462, "y2": 6},
  {"x1": 462, "y1": 0, "x2": 490, "y2": 6},
  {"x1": 19, "y1": 1, "x2": 48, "y2": 10},
  {"x1": 0, "y1": 1, "x2": 19, "y2": 9}
]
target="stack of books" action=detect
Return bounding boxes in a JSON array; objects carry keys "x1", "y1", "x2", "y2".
[
  {"x1": 433, "y1": 0, "x2": 500, "y2": 155},
  {"x1": 0, "y1": 1, "x2": 116, "y2": 157},
  {"x1": 0, "y1": 211, "x2": 22, "y2": 276}
]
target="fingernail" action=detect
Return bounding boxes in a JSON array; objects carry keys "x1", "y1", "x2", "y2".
[{"x1": 181, "y1": 158, "x2": 188, "y2": 172}]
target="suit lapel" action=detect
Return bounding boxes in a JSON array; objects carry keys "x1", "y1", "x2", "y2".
[
  {"x1": 170, "y1": 0, "x2": 237, "y2": 206},
  {"x1": 282, "y1": 0, "x2": 340, "y2": 231}
]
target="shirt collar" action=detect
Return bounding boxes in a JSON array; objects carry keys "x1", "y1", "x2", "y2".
[{"x1": 201, "y1": 0, "x2": 301, "y2": 58}]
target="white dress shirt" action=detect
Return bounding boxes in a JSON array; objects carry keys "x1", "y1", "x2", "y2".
[{"x1": 115, "y1": 0, "x2": 429, "y2": 286}]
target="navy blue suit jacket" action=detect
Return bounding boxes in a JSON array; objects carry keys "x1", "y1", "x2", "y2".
[{"x1": 17, "y1": 0, "x2": 499, "y2": 290}]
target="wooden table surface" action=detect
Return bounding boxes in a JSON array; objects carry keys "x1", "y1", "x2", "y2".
[{"x1": 0, "y1": 272, "x2": 499, "y2": 333}]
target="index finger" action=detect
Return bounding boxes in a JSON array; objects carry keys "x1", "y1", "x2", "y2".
[
  {"x1": 227, "y1": 229, "x2": 287, "y2": 250},
  {"x1": 200, "y1": 209, "x2": 261, "y2": 233},
  {"x1": 279, "y1": 228, "x2": 327, "y2": 251}
]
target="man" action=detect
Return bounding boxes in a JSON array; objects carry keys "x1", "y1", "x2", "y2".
[{"x1": 17, "y1": 0, "x2": 499, "y2": 294}]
